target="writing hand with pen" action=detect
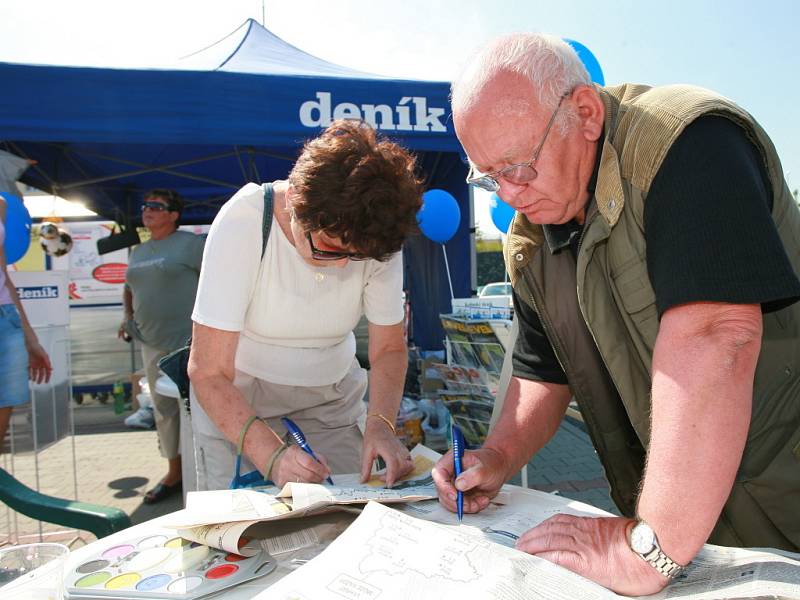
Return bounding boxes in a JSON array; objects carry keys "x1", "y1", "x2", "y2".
[
  {"x1": 269, "y1": 417, "x2": 334, "y2": 487},
  {"x1": 281, "y1": 417, "x2": 334, "y2": 485},
  {"x1": 431, "y1": 442, "x2": 509, "y2": 516}
]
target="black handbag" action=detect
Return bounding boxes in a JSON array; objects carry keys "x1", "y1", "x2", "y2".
[{"x1": 158, "y1": 183, "x2": 275, "y2": 401}]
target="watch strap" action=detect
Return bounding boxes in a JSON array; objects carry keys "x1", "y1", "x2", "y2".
[
  {"x1": 629, "y1": 519, "x2": 686, "y2": 580},
  {"x1": 641, "y1": 547, "x2": 684, "y2": 579}
]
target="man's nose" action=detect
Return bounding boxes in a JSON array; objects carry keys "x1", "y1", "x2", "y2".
[{"x1": 496, "y1": 179, "x2": 529, "y2": 206}]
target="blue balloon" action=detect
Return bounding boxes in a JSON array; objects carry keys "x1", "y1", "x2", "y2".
[
  {"x1": 565, "y1": 39, "x2": 605, "y2": 85},
  {"x1": 489, "y1": 193, "x2": 516, "y2": 234},
  {"x1": 417, "y1": 189, "x2": 461, "y2": 244},
  {"x1": 1, "y1": 192, "x2": 32, "y2": 264}
]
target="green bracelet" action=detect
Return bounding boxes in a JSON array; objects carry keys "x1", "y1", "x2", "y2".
[
  {"x1": 237, "y1": 415, "x2": 260, "y2": 455},
  {"x1": 264, "y1": 443, "x2": 289, "y2": 482},
  {"x1": 236, "y1": 415, "x2": 288, "y2": 482}
]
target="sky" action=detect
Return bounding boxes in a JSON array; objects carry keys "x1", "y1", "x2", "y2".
[{"x1": 1, "y1": 0, "x2": 798, "y2": 234}]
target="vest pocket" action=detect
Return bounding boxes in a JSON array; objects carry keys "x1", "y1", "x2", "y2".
[
  {"x1": 611, "y1": 259, "x2": 659, "y2": 350},
  {"x1": 741, "y1": 426, "x2": 800, "y2": 549}
]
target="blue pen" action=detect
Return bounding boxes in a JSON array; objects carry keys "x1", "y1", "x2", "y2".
[
  {"x1": 452, "y1": 424, "x2": 465, "y2": 522},
  {"x1": 281, "y1": 416, "x2": 334, "y2": 485}
]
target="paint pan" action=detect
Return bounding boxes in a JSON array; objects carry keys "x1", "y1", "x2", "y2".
[{"x1": 64, "y1": 528, "x2": 276, "y2": 599}]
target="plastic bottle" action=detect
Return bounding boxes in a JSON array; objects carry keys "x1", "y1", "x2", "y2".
[{"x1": 112, "y1": 380, "x2": 126, "y2": 415}]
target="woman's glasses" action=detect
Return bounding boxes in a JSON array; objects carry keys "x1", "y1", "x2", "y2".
[
  {"x1": 141, "y1": 201, "x2": 171, "y2": 212},
  {"x1": 306, "y1": 232, "x2": 368, "y2": 261}
]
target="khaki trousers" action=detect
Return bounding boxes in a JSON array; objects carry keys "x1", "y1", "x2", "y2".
[
  {"x1": 191, "y1": 359, "x2": 368, "y2": 491},
  {"x1": 141, "y1": 343, "x2": 181, "y2": 460}
]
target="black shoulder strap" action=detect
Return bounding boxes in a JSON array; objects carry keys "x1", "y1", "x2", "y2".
[{"x1": 261, "y1": 182, "x2": 275, "y2": 259}]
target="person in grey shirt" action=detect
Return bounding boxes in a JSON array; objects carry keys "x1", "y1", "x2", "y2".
[{"x1": 118, "y1": 189, "x2": 205, "y2": 504}]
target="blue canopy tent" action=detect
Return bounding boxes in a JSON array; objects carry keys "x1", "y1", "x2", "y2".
[{"x1": 0, "y1": 19, "x2": 473, "y2": 350}]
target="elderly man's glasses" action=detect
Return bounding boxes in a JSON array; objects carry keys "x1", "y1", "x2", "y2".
[
  {"x1": 141, "y1": 201, "x2": 171, "y2": 212},
  {"x1": 306, "y1": 232, "x2": 369, "y2": 261},
  {"x1": 466, "y1": 93, "x2": 569, "y2": 193}
]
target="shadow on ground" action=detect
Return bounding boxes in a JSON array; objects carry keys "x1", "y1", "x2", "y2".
[
  {"x1": 113, "y1": 476, "x2": 184, "y2": 526},
  {"x1": 108, "y1": 476, "x2": 149, "y2": 499}
]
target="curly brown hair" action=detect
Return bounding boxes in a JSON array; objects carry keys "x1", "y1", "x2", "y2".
[{"x1": 289, "y1": 120, "x2": 423, "y2": 261}]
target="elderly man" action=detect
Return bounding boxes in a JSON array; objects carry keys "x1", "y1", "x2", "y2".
[{"x1": 432, "y1": 33, "x2": 800, "y2": 595}]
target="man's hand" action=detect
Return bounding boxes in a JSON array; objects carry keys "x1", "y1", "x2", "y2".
[
  {"x1": 432, "y1": 447, "x2": 509, "y2": 514},
  {"x1": 360, "y1": 419, "x2": 414, "y2": 487},
  {"x1": 271, "y1": 445, "x2": 332, "y2": 488},
  {"x1": 515, "y1": 515, "x2": 669, "y2": 596},
  {"x1": 26, "y1": 340, "x2": 52, "y2": 384}
]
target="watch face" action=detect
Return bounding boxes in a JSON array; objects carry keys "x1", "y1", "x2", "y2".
[{"x1": 630, "y1": 522, "x2": 656, "y2": 554}]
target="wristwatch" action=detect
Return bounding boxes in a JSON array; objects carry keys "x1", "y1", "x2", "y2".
[{"x1": 628, "y1": 520, "x2": 685, "y2": 579}]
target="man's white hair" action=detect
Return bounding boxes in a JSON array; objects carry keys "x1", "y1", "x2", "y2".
[{"x1": 452, "y1": 33, "x2": 591, "y2": 122}]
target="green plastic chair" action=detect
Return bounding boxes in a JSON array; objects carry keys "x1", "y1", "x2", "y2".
[{"x1": 0, "y1": 467, "x2": 131, "y2": 539}]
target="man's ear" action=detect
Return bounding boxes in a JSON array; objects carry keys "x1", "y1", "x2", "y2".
[{"x1": 572, "y1": 85, "x2": 605, "y2": 142}]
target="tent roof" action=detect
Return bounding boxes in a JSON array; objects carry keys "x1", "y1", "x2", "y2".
[
  {"x1": 179, "y1": 18, "x2": 387, "y2": 78},
  {"x1": 0, "y1": 19, "x2": 456, "y2": 149},
  {"x1": 0, "y1": 20, "x2": 463, "y2": 221},
  {"x1": 0, "y1": 21, "x2": 471, "y2": 349}
]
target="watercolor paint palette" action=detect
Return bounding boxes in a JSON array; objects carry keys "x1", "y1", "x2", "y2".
[{"x1": 64, "y1": 529, "x2": 276, "y2": 600}]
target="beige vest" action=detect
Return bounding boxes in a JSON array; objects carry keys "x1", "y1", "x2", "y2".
[{"x1": 505, "y1": 83, "x2": 800, "y2": 550}]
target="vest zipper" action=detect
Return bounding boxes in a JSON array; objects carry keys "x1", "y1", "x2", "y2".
[
  {"x1": 574, "y1": 204, "x2": 626, "y2": 402},
  {"x1": 523, "y1": 200, "x2": 602, "y2": 379}
]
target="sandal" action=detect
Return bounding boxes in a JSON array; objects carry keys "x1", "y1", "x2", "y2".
[{"x1": 143, "y1": 480, "x2": 182, "y2": 504}]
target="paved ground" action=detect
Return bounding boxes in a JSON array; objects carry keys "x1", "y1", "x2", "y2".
[
  {"x1": 1, "y1": 398, "x2": 618, "y2": 549},
  {"x1": 511, "y1": 416, "x2": 619, "y2": 515},
  {"x1": 1, "y1": 401, "x2": 182, "y2": 548}
]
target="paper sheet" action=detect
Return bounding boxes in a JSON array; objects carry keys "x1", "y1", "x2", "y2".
[
  {"x1": 167, "y1": 445, "x2": 440, "y2": 554},
  {"x1": 258, "y1": 496, "x2": 800, "y2": 600},
  {"x1": 257, "y1": 501, "x2": 616, "y2": 600}
]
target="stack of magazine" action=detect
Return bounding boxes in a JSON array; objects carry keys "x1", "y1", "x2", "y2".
[{"x1": 430, "y1": 315, "x2": 509, "y2": 447}]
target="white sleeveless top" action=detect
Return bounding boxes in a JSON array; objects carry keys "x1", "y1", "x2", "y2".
[
  {"x1": 0, "y1": 218, "x2": 14, "y2": 306},
  {"x1": 192, "y1": 183, "x2": 404, "y2": 386}
]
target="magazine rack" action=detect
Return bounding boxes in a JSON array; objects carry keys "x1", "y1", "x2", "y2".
[{"x1": 429, "y1": 314, "x2": 510, "y2": 448}]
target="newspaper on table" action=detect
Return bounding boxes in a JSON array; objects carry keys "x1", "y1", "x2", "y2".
[
  {"x1": 257, "y1": 487, "x2": 800, "y2": 600},
  {"x1": 164, "y1": 445, "x2": 440, "y2": 555}
]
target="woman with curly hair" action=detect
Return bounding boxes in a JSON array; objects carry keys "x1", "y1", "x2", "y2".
[{"x1": 189, "y1": 120, "x2": 423, "y2": 490}]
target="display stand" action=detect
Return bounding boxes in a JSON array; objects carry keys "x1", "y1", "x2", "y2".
[
  {"x1": 3, "y1": 271, "x2": 81, "y2": 544},
  {"x1": 440, "y1": 312, "x2": 528, "y2": 487},
  {"x1": 417, "y1": 297, "x2": 513, "y2": 449}
]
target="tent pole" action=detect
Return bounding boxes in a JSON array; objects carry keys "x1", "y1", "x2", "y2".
[
  {"x1": 442, "y1": 244, "x2": 454, "y2": 301},
  {"x1": 469, "y1": 184, "x2": 477, "y2": 294}
]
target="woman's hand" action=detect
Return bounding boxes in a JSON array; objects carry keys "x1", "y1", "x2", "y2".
[
  {"x1": 25, "y1": 339, "x2": 52, "y2": 384},
  {"x1": 360, "y1": 418, "x2": 414, "y2": 487},
  {"x1": 270, "y1": 445, "x2": 332, "y2": 488},
  {"x1": 117, "y1": 318, "x2": 130, "y2": 341}
]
